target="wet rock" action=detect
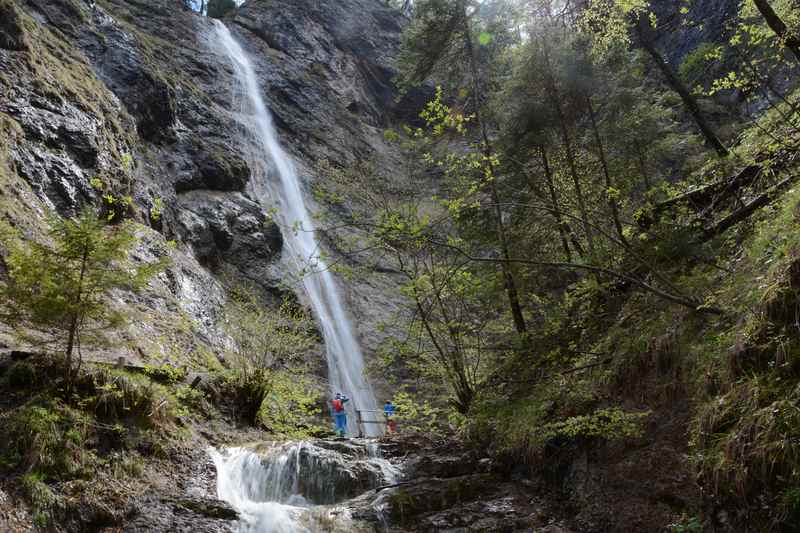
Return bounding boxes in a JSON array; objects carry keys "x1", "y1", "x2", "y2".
[
  {"x1": 249, "y1": 440, "x2": 398, "y2": 505},
  {"x1": 175, "y1": 496, "x2": 239, "y2": 520},
  {"x1": 384, "y1": 474, "x2": 494, "y2": 525},
  {"x1": 405, "y1": 453, "x2": 488, "y2": 479},
  {"x1": 123, "y1": 494, "x2": 236, "y2": 533}
]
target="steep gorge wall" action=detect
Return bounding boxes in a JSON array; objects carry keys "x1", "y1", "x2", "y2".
[{"x1": 0, "y1": 0, "x2": 415, "y2": 387}]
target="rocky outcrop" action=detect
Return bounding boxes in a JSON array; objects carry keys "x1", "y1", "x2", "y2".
[
  {"x1": 0, "y1": 0, "x2": 415, "y2": 383},
  {"x1": 344, "y1": 434, "x2": 575, "y2": 532},
  {"x1": 123, "y1": 495, "x2": 237, "y2": 533},
  {"x1": 250, "y1": 439, "x2": 398, "y2": 504},
  {"x1": 0, "y1": 1, "x2": 30, "y2": 52}
]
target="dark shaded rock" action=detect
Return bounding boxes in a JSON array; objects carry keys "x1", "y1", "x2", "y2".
[
  {"x1": 57, "y1": 123, "x2": 99, "y2": 167},
  {"x1": 134, "y1": 72, "x2": 177, "y2": 142},
  {"x1": 124, "y1": 494, "x2": 236, "y2": 533},
  {"x1": 175, "y1": 496, "x2": 238, "y2": 520},
  {"x1": 405, "y1": 453, "x2": 489, "y2": 479},
  {"x1": 9, "y1": 350, "x2": 36, "y2": 360},
  {"x1": 385, "y1": 474, "x2": 495, "y2": 525},
  {"x1": 0, "y1": 0, "x2": 29, "y2": 51},
  {"x1": 175, "y1": 148, "x2": 250, "y2": 192},
  {"x1": 176, "y1": 191, "x2": 282, "y2": 286}
]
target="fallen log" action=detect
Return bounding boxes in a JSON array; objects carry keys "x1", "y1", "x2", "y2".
[
  {"x1": 702, "y1": 174, "x2": 799, "y2": 240},
  {"x1": 652, "y1": 165, "x2": 762, "y2": 217}
]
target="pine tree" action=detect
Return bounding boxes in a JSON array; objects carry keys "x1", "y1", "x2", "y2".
[{"x1": 0, "y1": 210, "x2": 168, "y2": 389}]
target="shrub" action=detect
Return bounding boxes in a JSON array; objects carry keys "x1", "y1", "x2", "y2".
[
  {"x1": 20, "y1": 472, "x2": 56, "y2": 527},
  {"x1": 2, "y1": 399, "x2": 93, "y2": 478},
  {"x1": 142, "y1": 363, "x2": 187, "y2": 384},
  {"x1": 84, "y1": 367, "x2": 176, "y2": 427},
  {"x1": 2, "y1": 360, "x2": 39, "y2": 389}
]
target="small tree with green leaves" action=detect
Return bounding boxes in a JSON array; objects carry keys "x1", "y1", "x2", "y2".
[
  {"x1": 221, "y1": 288, "x2": 322, "y2": 435},
  {"x1": 0, "y1": 209, "x2": 168, "y2": 389}
]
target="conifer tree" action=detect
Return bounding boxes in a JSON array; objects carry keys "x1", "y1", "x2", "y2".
[{"x1": 0, "y1": 210, "x2": 168, "y2": 389}]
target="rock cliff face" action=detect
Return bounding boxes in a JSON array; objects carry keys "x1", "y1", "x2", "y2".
[{"x1": 0, "y1": 0, "x2": 414, "y2": 386}]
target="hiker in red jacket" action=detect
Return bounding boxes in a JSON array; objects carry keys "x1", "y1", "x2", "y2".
[{"x1": 331, "y1": 393, "x2": 349, "y2": 437}]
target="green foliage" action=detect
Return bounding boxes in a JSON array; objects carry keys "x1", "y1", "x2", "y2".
[
  {"x1": 0, "y1": 209, "x2": 169, "y2": 384},
  {"x1": 215, "y1": 286, "x2": 322, "y2": 435},
  {"x1": 223, "y1": 290, "x2": 315, "y2": 380},
  {"x1": 142, "y1": 363, "x2": 187, "y2": 384},
  {"x1": 668, "y1": 515, "x2": 703, "y2": 533},
  {"x1": 538, "y1": 407, "x2": 649, "y2": 442},
  {"x1": 2, "y1": 360, "x2": 39, "y2": 389},
  {"x1": 20, "y1": 472, "x2": 56, "y2": 527},
  {"x1": 390, "y1": 390, "x2": 446, "y2": 434},
  {"x1": 257, "y1": 372, "x2": 324, "y2": 438},
  {"x1": 2, "y1": 398, "x2": 93, "y2": 477},
  {"x1": 150, "y1": 196, "x2": 164, "y2": 223},
  {"x1": 678, "y1": 42, "x2": 721, "y2": 87},
  {"x1": 83, "y1": 367, "x2": 178, "y2": 426}
]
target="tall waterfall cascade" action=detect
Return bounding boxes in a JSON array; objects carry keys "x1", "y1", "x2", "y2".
[
  {"x1": 211, "y1": 21, "x2": 380, "y2": 437},
  {"x1": 209, "y1": 20, "x2": 394, "y2": 533}
]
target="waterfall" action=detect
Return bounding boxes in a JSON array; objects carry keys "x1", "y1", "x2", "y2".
[
  {"x1": 210, "y1": 447, "x2": 311, "y2": 533},
  {"x1": 209, "y1": 442, "x2": 401, "y2": 532},
  {"x1": 210, "y1": 20, "x2": 380, "y2": 437}
]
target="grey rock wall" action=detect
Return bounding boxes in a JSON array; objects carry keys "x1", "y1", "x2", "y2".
[{"x1": 0, "y1": 0, "x2": 413, "y2": 389}]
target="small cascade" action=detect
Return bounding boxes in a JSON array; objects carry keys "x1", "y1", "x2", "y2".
[
  {"x1": 210, "y1": 447, "x2": 310, "y2": 533},
  {"x1": 210, "y1": 441, "x2": 401, "y2": 532}
]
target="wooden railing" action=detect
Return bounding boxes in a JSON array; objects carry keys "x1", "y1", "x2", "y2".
[{"x1": 354, "y1": 409, "x2": 388, "y2": 438}]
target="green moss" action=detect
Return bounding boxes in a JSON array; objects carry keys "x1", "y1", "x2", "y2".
[
  {"x1": 141, "y1": 362, "x2": 187, "y2": 384},
  {"x1": 2, "y1": 398, "x2": 94, "y2": 478}
]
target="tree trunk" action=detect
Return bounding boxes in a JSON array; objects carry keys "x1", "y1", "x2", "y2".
[
  {"x1": 460, "y1": 1, "x2": 527, "y2": 335},
  {"x1": 634, "y1": 19, "x2": 729, "y2": 157},
  {"x1": 753, "y1": 0, "x2": 800, "y2": 64},
  {"x1": 634, "y1": 141, "x2": 652, "y2": 191},
  {"x1": 586, "y1": 96, "x2": 627, "y2": 245},
  {"x1": 65, "y1": 245, "x2": 89, "y2": 390},
  {"x1": 539, "y1": 37, "x2": 596, "y2": 259},
  {"x1": 546, "y1": 87, "x2": 596, "y2": 258},
  {"x1": 539, "y1": 145, "x2": 577, "y2": 261}
]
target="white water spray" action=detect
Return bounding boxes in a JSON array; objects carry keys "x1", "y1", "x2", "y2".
[
  {"x1": 210, "y1": 447, "x2": 311, "y2": 533},
  {"x1": 211, "y1": 21, "x2": 380, "y2": 436},
  {"x1": 210, "y1": 443, "x2": 400, "y2": 532}
]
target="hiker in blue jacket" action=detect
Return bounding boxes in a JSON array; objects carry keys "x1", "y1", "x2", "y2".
[
  {"x1": 331, "y1": 393, "x2": 350, "y2": 437},
  {"x1": 384, "y1": 400, "x2": 397, "y2": 433}
]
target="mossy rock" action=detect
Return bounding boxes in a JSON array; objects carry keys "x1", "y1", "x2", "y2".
[
  {"x1": 0, "y1": 0, "x2": 30, "y2": 51},
  {"x1": 387, "y1": 474, "x2": 494, "y2": 525}
]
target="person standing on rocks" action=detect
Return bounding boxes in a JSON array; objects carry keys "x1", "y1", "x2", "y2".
[
  {"x1": 384, "y1": 400, "x2": 396, "y2": 434},
  {"x1": 332, "y1": 392, "x2": 349, "y2": 438}
]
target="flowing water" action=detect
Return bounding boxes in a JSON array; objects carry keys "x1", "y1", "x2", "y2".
[
  {"x1": 211, "y1": 21, "x2": 380, "y2": 436},
  {"x1": 210, "y1": 442, "x2": 400, "y2": 532},
  {"x1": 208, "y1": 21, "x2": 393, "y2": 532}
]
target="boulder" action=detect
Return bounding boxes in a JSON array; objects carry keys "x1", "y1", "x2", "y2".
[{"x1": 123, "y1": 494, "x2": 236, "y2": 533}]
